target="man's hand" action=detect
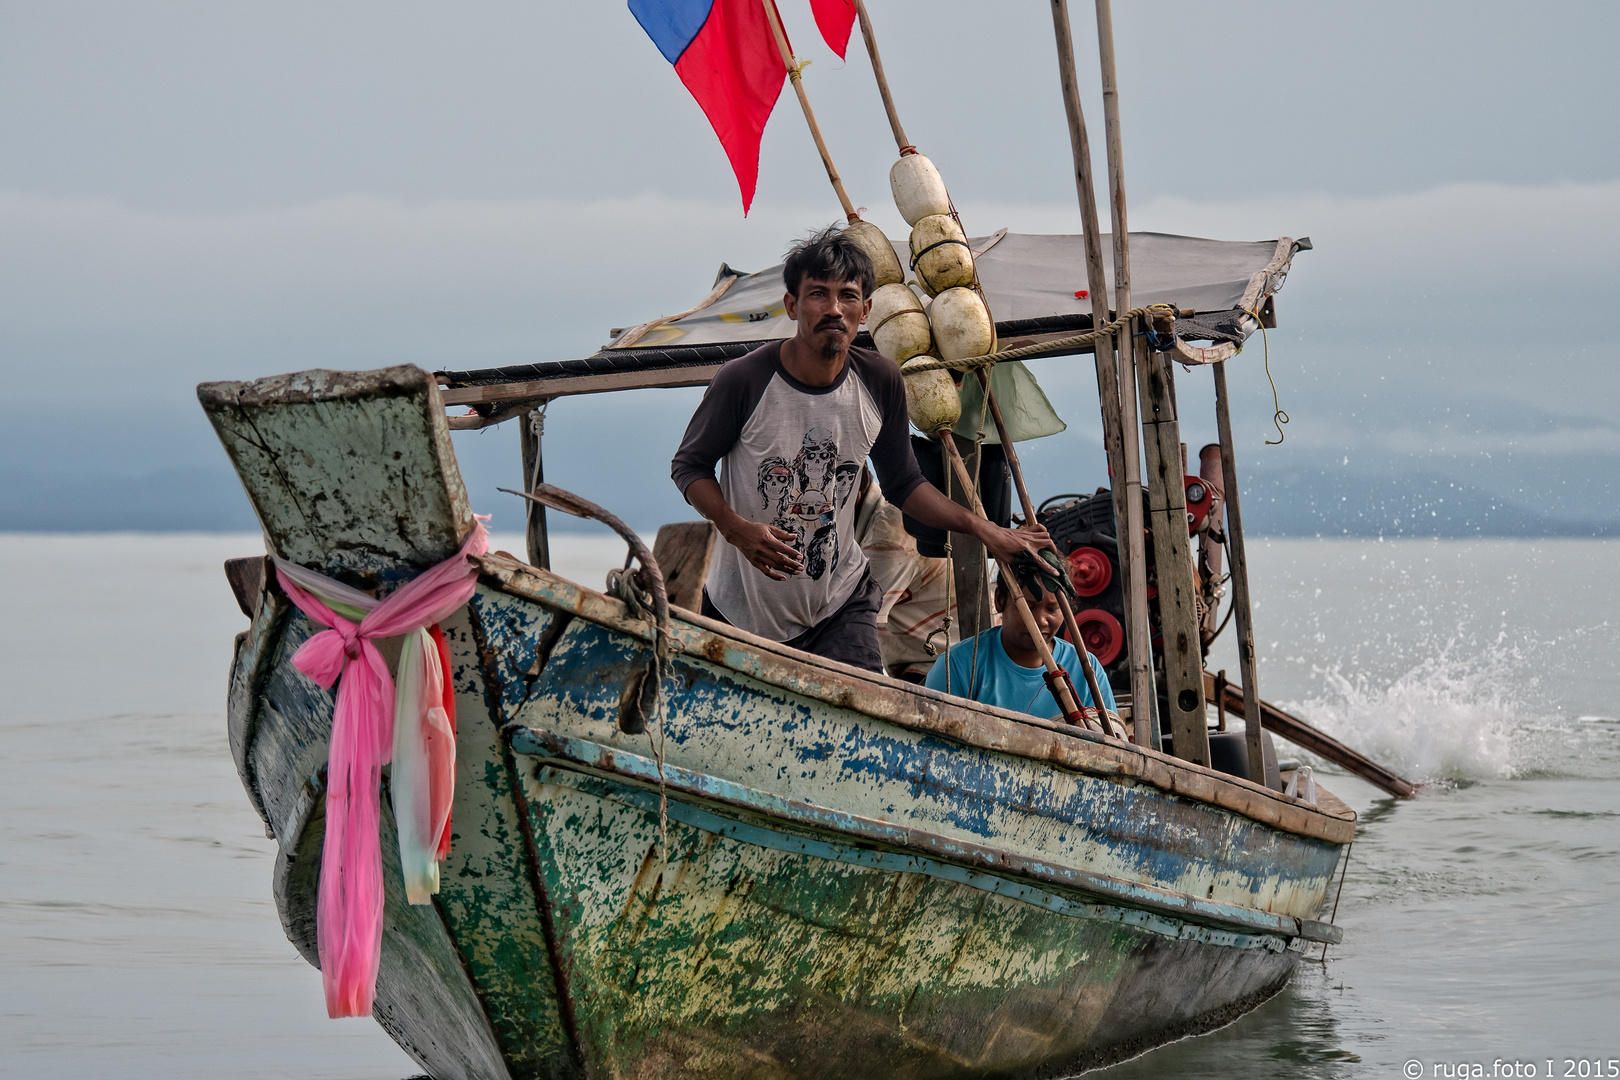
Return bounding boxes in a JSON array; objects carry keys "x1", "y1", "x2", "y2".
[
  {"x1": 684, "y1": 477, "x2": 805, "y2": 581},
  {"x1": 898, "y1": 482, "x2": 1058, "y2": 570},
  {"x1": 723, "y1": 518, "x2": 804, "y2": 580},
  {"x1": 978, "y1": 520, "x2": 1052, "y2": 567}
]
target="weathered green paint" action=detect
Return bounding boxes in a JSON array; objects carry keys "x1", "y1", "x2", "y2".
[
  {"x1": 432, "y1": 608, "x2": 577, "y2": 1079},
  {"x1": 198, "y1": 366, "x2": 473, "y2": 587},
  {"x1": 517, "y1": 764, "x2": 1297, "y2": 1078}
]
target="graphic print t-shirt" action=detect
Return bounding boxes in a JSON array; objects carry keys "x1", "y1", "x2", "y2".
[{"x1": 671, "y1": 342, "x2": 927, "y2": 641}]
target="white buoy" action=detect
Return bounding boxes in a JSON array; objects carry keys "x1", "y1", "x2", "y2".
[
  {"x1": 929, "y1": 287, "x2": 995, "y2": 361},
  {"x1": 866, "y1": 283, "x2": 932, "y2": 363},
  {"x1": 890, "y1": 153, "x2": 950, "y2": 226},
  {"x1": 909, "y1": 214, "x2": 974, "y2": 296},
  {"x1": 843, "y1": 219, "x2": 904, "y2": 288},
  {"x1": 901, "y1": 356, "x2": 961, "y2": 434}
]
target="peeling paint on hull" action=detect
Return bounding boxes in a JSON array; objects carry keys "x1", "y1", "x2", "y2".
[{"x1": 228, "y1": 580, "x2": 1343, "y2": 1079}]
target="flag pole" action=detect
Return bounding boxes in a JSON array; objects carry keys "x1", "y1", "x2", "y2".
[
  {"x1": 760, "y1": 0, "x2": 858, "y2": 220},
  {"x1": 852, "y1": 0, "x2": 911, "y2": 154}
]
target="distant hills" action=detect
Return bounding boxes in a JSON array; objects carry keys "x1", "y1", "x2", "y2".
[
  {"x1": 1239, "y1": 463, "x2": 1620, "y2": 537},
  {"x1": 4, "y1": 460, "x2": 1615, "y2": 538}
]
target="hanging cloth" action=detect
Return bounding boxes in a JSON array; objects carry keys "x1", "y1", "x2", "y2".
[
  {"x1": 952, "y1": 361, "x2": 1067, "y2": 445},
  {"x1": 271, "y1": 519, "x2": 488, "y2": 1018}
]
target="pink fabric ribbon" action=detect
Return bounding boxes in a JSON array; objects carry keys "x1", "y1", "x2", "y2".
[{"x1": 273, "y1": 520, "x2": 488, "y2": 1018}]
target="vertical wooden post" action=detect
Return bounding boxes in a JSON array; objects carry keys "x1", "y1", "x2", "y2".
[
  {"x1": 519, "y1": 404, "x2": 550, "y2": 570},
  {"x1": 945, "y1": 433, "x2": 988, "y2": 642},
  {"x1": 1138, "y1": 346, "x2": 1210, "y2": 766},
  {"x1": 1213, "y1": 361, "x2": 1268, "y2": 786},
  {"x1": 1088, "y1": 0, "x2": 1156, "y2": 747},
  {"x1": 1049, "y1": 0, "x2": 1154, "y2": 745}
]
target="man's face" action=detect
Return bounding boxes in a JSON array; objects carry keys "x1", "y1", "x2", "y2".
[{"x1": 784, "y1": 275, "x2": 872, "y2": 361}]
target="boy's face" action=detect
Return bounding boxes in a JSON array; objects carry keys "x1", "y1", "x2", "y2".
[{"x1": 999, "y1": 583, "x2": 1064, "y2": 654}]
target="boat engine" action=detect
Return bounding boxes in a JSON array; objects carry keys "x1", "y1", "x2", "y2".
[{"x1": 1040, "y1": 476, "x2": 1226, "y2": 690}]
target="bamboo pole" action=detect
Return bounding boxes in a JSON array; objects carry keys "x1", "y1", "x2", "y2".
[
  {"x1": 852, "y1": 0, "x2": 911, "y2": 153},
  {"x1": 1213, "y1": 360, "x2": 1268, "y2": 786},
  {"x1": 1049, "y1": 0, "x2": 1155, "y2": 747},
  {"x1": 1092, "y1": 0, "x2": 1155, "y2": 751},
  {"x1": 937, "y1": 434, "x2": 1091, "y2": 728},
  {"x1": 976, "y1": 371, "x2": 1121, "y2": 738},
  {"x1": 760, "y1": 0, "x2": 857, "y2": 220}
]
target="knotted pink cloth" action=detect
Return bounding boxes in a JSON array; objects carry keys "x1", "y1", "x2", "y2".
[{"x1": 274, "y1": 521, "x2": 488, "y2": 1018}]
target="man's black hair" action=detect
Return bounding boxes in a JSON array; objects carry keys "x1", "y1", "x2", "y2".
[{"x1": 782, "y1": 224, "x2": 876, "y2": 299}]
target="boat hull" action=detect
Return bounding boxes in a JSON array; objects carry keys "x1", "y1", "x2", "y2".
[{"x1": 207, "y1": 365, "x2": 1352, "y2": 1079}]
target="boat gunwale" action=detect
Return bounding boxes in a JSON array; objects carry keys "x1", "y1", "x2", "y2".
[
  {"x1": 509, "y1": 723, "x2": 1344, "y2": 945},
  {"x1": 473, "y1": 552, "x2": 1355, "y2": 846}
]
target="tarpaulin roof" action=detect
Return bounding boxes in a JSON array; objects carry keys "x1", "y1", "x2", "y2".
[{"x1": 437, "y1": 231, "x2": 1305, "y2": 392}]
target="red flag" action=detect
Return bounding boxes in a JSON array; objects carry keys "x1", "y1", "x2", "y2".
[
  {"x1": 630, "y1": 0, "x2": 790, "y2": 214},
  {"x1": 808, "y1": 0, "x2": 856, "y2": 59}
]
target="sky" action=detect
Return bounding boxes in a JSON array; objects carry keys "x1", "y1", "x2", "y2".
[{"x1": 2, "y1": 0, "x2": 1617, "y2": 534}]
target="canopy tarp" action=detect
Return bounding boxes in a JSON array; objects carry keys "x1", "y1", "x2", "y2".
[{"x1": 437, "y1": 231, "x2": 1306, "y2": 400}]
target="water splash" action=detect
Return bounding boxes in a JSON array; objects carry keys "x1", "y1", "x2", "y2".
[{"x1": 1285, "y1": 643, "x2": 1522, "y2": 781}]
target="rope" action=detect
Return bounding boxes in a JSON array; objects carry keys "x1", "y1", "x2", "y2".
[
  {"x1": 909, "y1": 236, "x2": 972, "y2": 271},
  {"x1": 1243, "y1": 308, "x2": 1289, "y2": 445},
  {"x1": 869, "y1": 302, "x2": 924, "y2": 340},
  {"x1": 900, "y1": 304, "x2": 1174, "y2": 377},
  {"x1": 1319, "y1": 840, "x2": 1353, "y2": 961},
  {"x1": 499, "y1": 482, "x2": 672, "y2": 862}
]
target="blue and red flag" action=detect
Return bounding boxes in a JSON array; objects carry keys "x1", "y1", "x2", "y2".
[
  {"x1": 629, "y1": 0, "x2": 791, "y2": 214},
  {"x1": 807, "y1": 0, "x2": 855, "y2": 59}
]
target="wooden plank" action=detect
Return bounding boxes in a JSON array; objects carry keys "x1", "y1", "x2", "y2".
[
  {"x1": 1204, "y1": 672, "x2": 1418, "y2": 799},
  {"x1": 518, "y1": 406, "x2": 550, "y2": 570},
  {"x1": 1138, "y1": 347, "x2": 1211, "y2": 766},
  {"x1": 652, "y1": 521, "x2": 717, "y2": 612},
  {"x1": 1212, "y1": 360, "x2": 1268, "y2": 787},
  {"x1": 224, "y1": 555, "x2": 267, "y2": 619},
  {"x1": 473, "y1": 553, "x2": 1358, "y2": 845},
  {"x1": 945, "y1": 433, "x2": 989, "y2": 646},
  {"x1": 439, "y1": 363, "x2": 725, "y2": 407},
  {"x1": 438, "y1": 329, "x2": 1115, "y2": 421}
]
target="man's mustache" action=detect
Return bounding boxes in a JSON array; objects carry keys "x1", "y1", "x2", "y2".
[{"x1": 816, "y1": 318, "x2": 847, "y2": 330}]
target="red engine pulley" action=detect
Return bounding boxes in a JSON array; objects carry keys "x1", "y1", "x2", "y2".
[
  {"x1": 1066, "y1": 545, "x2": 1112, "y2": 597},
  {"x1": 1073, "y1": 608, "x2": 1124, "y2": 665}
]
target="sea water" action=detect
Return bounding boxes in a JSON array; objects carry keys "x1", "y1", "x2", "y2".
[{"x1": 1, "y1": 534, "x2": 1615, "y2": 1079}]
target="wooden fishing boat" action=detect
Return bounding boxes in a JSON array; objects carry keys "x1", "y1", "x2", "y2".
[{"x1": 203, "y1": 356, "x2": 1358, "y2": 1080}]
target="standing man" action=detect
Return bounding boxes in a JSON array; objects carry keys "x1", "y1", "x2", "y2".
[{"x1": 671, "y1": 225, "x2": 1049, "y2": 672}]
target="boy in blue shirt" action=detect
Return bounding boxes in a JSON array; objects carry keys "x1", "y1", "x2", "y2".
[{"x1": 925, "y1": 569, "x2": 1117, "y2": 724}]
